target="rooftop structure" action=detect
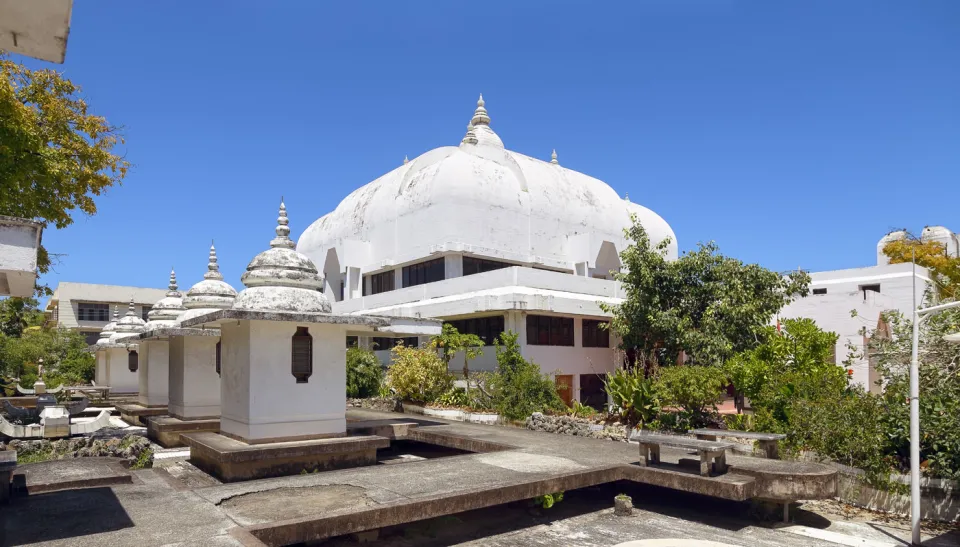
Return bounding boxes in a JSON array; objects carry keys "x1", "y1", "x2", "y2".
[
  {"x1": 0, "y1": 0, "x2": 73, "y2": 63},
  {"x1": 177, "y1": 243, "x2": 238, "y2": 324},
  {"x1": 44, "y1": 282, "x2": 168, "y2": 345},
  {"x1": 0, "y1": 215, "x2": 44, "y2": 298},
  {"x1": 297, "y1": 95, "x2": 676, "y2": 405}
]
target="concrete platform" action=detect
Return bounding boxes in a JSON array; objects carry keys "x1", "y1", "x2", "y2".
[
  {"x1": 115, "y1": 403, "x2": 168, "y2": 426},
  {"x1": 181, "y1": 431, "x2": 390, "y2": 482},
  {"x1": 12, "y1": 458, "x2": 132, "y2": 495},
  {"x1": 146, "y1": 415, "x2": 220, "y2": 448}
]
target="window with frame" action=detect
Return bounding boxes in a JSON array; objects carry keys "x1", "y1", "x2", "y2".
[
  {"x1": 402, "y1": 257, "x2": 445, "y2": 288},
  {"x1": 526, "y1": 315, "x2": 574, "y2": 346},
  {"x1": 141, "y1": 306, "x2": 151, "y2": 321},
  {"x1": 813, "y1": 288, "x2": 827, "y2": 295},
  {"x1": 447, "y1": 315, "x2": 505, "y2": 346},
  {"x1": 859, "y1": 283, "x2": 880, "y2": 300},
  {"x1": 463, "y1": 256, "x2": 511, "y2": 276},
  {"x1": 291, "y1": 327, "x2": 313, "y2": 383},
  {"x1": 83, "y1": 331, "x2": 101, "y2": 346},
  {"x1": 77, "y1": 302, "x2": 110, "y2": 322},
  {"x1": 128, "y1": 350, "x2": 139, "y2": 372},
  {"x1": 346, "y1": 335, "x2": 359, "y2": 348},
  {"x1": 582, "y1": 319, "x2": 610, "y2": 348},
  {"x1": 364, "y1": 270, "x2": 395, "y2": 296}
]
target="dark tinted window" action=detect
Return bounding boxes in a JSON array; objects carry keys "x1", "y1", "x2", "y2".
[
  {"x1": 463, "y1": 256, "x2": 510, "y2": 276},
  {"x1": 526, "y1": 315, "x2": 574, "y2": 346},
  {"x1": 77, "y1": 303, "x2": 109, "y2": 322},
  {"x1": 402, "y1": 258, "x2": 445, "y2": 288},
  {"x1": 365, "y1": 270, "x2": 395, "y2": 296},
  {"x1": 582, "y1": 319, "x2": 610, "y2": 348},
  {"x1": 447, "y1": 315, "x2": 505, "y2": 346}
]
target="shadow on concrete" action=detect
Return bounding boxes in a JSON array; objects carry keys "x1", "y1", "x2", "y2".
[
  {"x1": 863, "y1": 522, "x2": 960, "y2": 547},
  {"x1": 1, "y1": 487, "x2": 134, "y2": 546}
]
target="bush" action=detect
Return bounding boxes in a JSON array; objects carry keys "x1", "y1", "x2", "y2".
[
  {"x1": 478, "y1": 331, "x2": 565, "y2": 420},
  {"x1": 604, "y1": 367, "x2": 659, "y2": 427},
  {"x1": 386, "y1": 344, "x2": 453, "y2": 404},
  {"x1": 654, "y1": 365, "x2": 726, "y2": 429},
  {"x1": 346, "y1": 348, "x2": 384, "y2": 398}
]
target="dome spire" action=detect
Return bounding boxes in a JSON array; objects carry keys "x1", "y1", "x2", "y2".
[
  {"x1": 471, "y1": 94, "x2": 490, "y2": 126},
  {"x1": 550, "y1": 149, "x2": 558, "y2": 164},
  {"x1": 461, "y1": 122, "x2": 478, "y2": 145},
  {"x1": 167, "y1": 269, "x2": 178, "y2": 293},
  {"x1": 125, "y1": 298, "x2": 135, "y2": 317},
  {"x1": 624, "y1": 192, "x2": 630, "y2": 203},
  {"x1": 205, "y1": 241, "x2": 223, "y2": 280},
  {"x1": 403, "y1": 155, "x2": 409, "y2": 165},
  {"x1": 269, "y1": 199, "x2": 296, "y2": 250}
]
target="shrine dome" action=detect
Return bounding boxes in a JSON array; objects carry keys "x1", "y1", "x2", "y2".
[{"x1": 297, "y1": 95, "x2": 678, "y2": 270}]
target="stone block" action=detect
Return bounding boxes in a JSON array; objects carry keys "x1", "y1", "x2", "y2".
[
  {"x1": 147, "y1": 416, "x2": 220, "y2": 448},
  {"x1": 40, "y1": 406, "x2": 69, "y2": 439}
]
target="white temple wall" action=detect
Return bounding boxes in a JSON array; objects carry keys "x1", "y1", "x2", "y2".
[
  {"x1": 168, "y1": 335, "x2": 220, "y2": 420},
  {"x1": 95, "y1": 352, "x2": 107, "y2": 385},
  {"x1": 137, "y1": 339, "x2": 169, "y2": 407},
  {"x1": 106, "y1": 346, "x2": 138, "y2": 394},
  {"x1": 220, "y1": 320, "x2": 347, "y2": 442}
]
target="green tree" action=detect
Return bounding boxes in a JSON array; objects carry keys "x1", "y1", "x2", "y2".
[
  {"x1": 603, "y1": 218, "x2": 809, "y2": 369},
  {"x1": 477, "y1": 331, "x2": 565, "y2": 420},
  {"x1": 0, "y1": 326, "x2": 93, "y2": 384},
  {"x1": 429, "y1": 323, "x2": 484, "y2": 389},
  {"x1": 346, "y1": 347, "x2": 384, "y2": 399},
  {"x1": 654, "y1": 365, "x2": 727, "y2": 428},
  {"x1": 0, "y1": 297, "x2": 45, "y2": 337},
  {"x1": 386, "y1": 344, "x2": 453, "y2": 404},
  {"x1": 883, "y1": 233, "x2": 960, "y2": 300},
  {"x1": 0, "y1": 54, "x2": 130, "y2": 294}
]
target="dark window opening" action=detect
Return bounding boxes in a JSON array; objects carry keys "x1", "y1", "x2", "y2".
[
  {"x1": 579, "y1": 373, "x2": 607, "y2": 409},
  {"x1": 292, "y1": 327, "x2": 313, "y2": 383},
  {"x1": 365, "y1": 270, "x2": 395, "y2": 296},
  {"x1": 346, "y1": 335, "x2": 359, "y2": 348},
  {"x1": 402, "y1": 258, "x2": 445, "y2": 288},
  {"x1": 859, "y1": 283, "x2": 880, "y2": 300},
  {"x1": 83, "y1": 331, "x2": 101, "y2": 346},
  {"x1": 447, "y1": 316, "x2": 505, "y2": 346},
  {"x1": 582, "y1": 319, "x2": 610, "y2": 348},
  {"x1": 463, "y1": 256, "x2": 511, "y2": 276},
  {"x1": 141, "y1": 307, "x2": 151, "y2": 321},
  {"x1": 526, "y1": 315, "x2": 574, "y2": 346},
  {"x1": 128, "y1": 350, "x2": 139, "y2": 373},
  {"x1": 813, "y1": 288, "x2": 827, "y2": 295},
  {"x1": 339, "y1": 278, "x2": 345, "y2": 301},
  {"x1": 215, "y1": 340, "x2": 221, "y2": 376},
  {"x1": 77, "y1": 303, "x2": 110, "y2": 322}
]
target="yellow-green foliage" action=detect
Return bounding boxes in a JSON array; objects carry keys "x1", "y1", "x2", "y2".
[{"x1": 386, "y1": 344, "x2": 453, "y2": 404}]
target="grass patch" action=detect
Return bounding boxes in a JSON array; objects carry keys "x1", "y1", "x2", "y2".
[{"x1": 129, "y1": 447, "x2": 153, "y2": 469}]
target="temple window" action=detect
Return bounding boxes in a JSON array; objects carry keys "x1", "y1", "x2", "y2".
[
  {"x1": 291, "y1": 327, "x2": 313, "y2": 383},
  {"x1": 402, "y1": 257, "x2": 445, "y2": 288},
  {"x1": 128, "y1": 350, "x2": 139, "y2": 372},
  {"x1": 215, "y1": 340, "x2": 221, "y2": 376},
  {"x1": 582, "y1": 319, "x2": 610, "y2": 348},
  {"x1": 526, "y1": 315, "x2": 574, "y2": 346}
]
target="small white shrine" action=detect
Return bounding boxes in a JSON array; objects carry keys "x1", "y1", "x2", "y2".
[
  {"x1": 90, "y1": 300, "x2": 144, "y2": 395},
  {"x1": 179, "y1": 201, "x2": 440, "y2": 480}
]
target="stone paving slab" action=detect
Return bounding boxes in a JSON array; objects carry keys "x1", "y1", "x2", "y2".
[{"x1": 13, "y1": 457, "x2": 132, "y2": 494}]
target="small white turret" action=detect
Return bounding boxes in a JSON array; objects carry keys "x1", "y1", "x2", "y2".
[
  {"x1": 877, "y1": 229, "x2": 908, "y2": 265},
  {"x1": 178, "y1": 242, "x2": 238, "y2": 324},
  {"x1": 144, "y1": 269, "x2": 186, "y2": 330}
]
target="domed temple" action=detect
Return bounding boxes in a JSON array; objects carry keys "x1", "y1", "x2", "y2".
[{"x1": 297, "y1": 95, "x2": 677, "y2": 406}]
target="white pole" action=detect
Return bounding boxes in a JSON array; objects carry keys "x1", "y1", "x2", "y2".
[{"x1": 910, "y1": 255, "x2": 921, "y2": 546}]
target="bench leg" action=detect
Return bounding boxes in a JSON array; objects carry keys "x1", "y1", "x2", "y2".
[
  {"x1": 699, "y1": 451, "x2": 711, "y2": 476},
  {"x1": 713, "y1": 451, "x2": 727, "y2": 474},
  {"x1": 760, "y1": 440, "x2": 779, "y2": 459},
  {"x1": 640, "y1": 444, "x2": 660, "y2": 466}
]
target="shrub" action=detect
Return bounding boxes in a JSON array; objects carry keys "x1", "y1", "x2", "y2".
[
  {"x1": 346, "y1": 347, "x2": 384, "y2": 398},
  {"x1": 654, "y1": 365, "x2": 726, "y2": 429},
  {"x1": 478, "y1": 331, "x2": 565, "y2": 420},
  {"x1": 604, "y1": 367, "x2": 659, "y2": 427},
  {"x1": 386, "y1": 344, "x2": 453, "y2": 404},
  {"x1": 569, "y1": 400, "x2": 597, "y2": 419}
]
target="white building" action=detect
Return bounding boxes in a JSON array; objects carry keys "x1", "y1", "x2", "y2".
[
  {"x1": 0, "y1": 215, "x2": 43, "y2": 298},
  {"x1": 296, "y1": 96, "x2": 677, "y2": 406},
  {"x1": 778, "y1": 226, "x2": 959, "y2": 391},
  {"x1": 44, "y1": 282, "x2": 169, "y2": 345}
]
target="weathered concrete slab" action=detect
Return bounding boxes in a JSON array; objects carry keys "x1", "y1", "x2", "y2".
[
  {"x1": 13, "y1": 457, "x2": 132, "y2": 494},
  {"x1": 116, "y1": 403, "x2": 167, "y2": 426},
  {"x1": 147, "y1": 415, "x2": 220, "y2": 448}
]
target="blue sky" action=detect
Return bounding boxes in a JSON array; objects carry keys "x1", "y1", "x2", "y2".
[{"x1": 19, "y1": 1, "x2": 960, "y2": 301}]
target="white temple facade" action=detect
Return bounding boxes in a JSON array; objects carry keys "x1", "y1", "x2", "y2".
[{"x1": 297, "y1": 96, "x2": 677, "y2": 406}]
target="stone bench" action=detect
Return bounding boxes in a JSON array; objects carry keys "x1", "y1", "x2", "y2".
[
  {"x1": 690, "y1": 429, "x2": 787, "y2": 459},
  {"x1": 0, "y1": 450, "x2": 17, "y2": 503},
  {"x1": 630, "y1": 431, "x2": 736, "y2": 477}
]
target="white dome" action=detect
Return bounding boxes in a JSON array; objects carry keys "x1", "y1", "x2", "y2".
[
  {"x1": 144, "y1": 270, "x2": 186, "y2": 330},
  {"x1": 110, "y1": 299, "x2": 146, "y2": 342},
  {"x1": 298, "y1": 96, "x2": 677, "y2": 271},
  {"x1": 233, "y1": 202, "x2": 331, "y2": 313},
  {"x1": 876, "y1": 229, "x2": 907, "y2": 265},
  {"x1": 178, "y1": 243, "x2": 238, "y2": 324},
  {"x1": 921, "y1": 225, "x2": 958, "y2": 257}
]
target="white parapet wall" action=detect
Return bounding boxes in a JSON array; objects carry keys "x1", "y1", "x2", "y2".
[{"x1": 0, "y1": 216, "x2": 43, "y2": 298}]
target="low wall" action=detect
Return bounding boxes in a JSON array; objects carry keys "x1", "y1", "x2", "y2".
[
  {"x1": 832, "y1": 462, "x2": 959, "y2": 522},
  {"x1": 401, "y1": 403, "x2": 501, "y2": 425}
]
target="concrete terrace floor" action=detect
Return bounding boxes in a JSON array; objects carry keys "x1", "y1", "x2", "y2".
[{"x1": 2, "y1": 408, "x2": 957, "y2": 547}]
